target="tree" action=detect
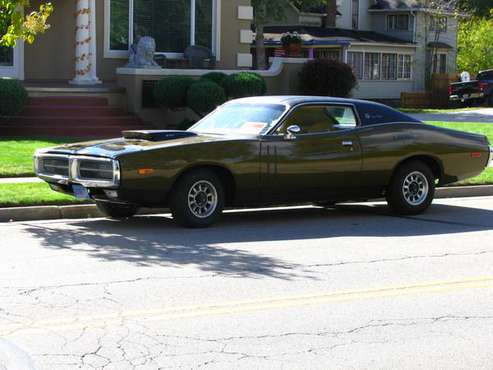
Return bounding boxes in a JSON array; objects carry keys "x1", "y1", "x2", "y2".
[
  {"x1": 0, "y1": 1, "x2": 53, "y2": 47},
  {"x1": 252, "y1": 0, "x2": 334, "y2": 69},
  {"x1": 457, "y1": 15, "x2": 493, "y2": 74}
]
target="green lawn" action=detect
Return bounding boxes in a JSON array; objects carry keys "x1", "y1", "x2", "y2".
[
  {"x1": 0, "y1": 138, "x2": 70, "y2": 177},
  {"x1": 400, "y1": 107, "x2": 483, "y2": 114},
  {"x1": 0, "y1": 182, "x2": 89, "y2": 208},
  {"x1": 425, "y1": 121, "x2": 493, "y2": 186}
]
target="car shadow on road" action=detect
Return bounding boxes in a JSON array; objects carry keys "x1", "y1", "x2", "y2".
[{"x1": 22, "y1": 202, "x2": 493, "y2": 277}]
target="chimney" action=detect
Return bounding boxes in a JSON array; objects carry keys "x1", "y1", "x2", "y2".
[{"x1": 325, "y1": 0, "x2": 337, "y2": 28}]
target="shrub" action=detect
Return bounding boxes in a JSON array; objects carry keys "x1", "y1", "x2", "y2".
[
  {"x1": 222, "y1": 72, "x2": 267, "y2": 99},
  {"x1": 153, "y1": 76, "x2": 195, "y2": 109},
  {"x1": 187, "y1": 80, "x2": 226, "y2": 116},
  {"x1": 299, "y1": 59, "x2": 357, "y2": 98},
  {"x1": 177, "y1": 118, "x2": 197, "y2": 131},
  {"x1": 0, "y1": 79, "x2": 28, "y2": 116},
  {"x1": 200, "y1": 72, "x2": 228, "y2": 86}
]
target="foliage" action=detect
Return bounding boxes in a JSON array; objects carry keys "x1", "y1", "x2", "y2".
[
  {"x1": 187, "y1": 80, "x2": 226, "y2": 116},
  {"x1": 457, "y1": 0, "x2": 493, "y2": 17},
  {"x1": 177, "y1": 118, "x2": 197, "y2": 131},
  {"x1": 280, "y1": 31, "x2": 302, "y2": 48},
  {"x1": 200, "y1": 72, "x2": 228, "y2": 86},
  {"x1": 153, "y1": 76, "x2": 195, "y2": 110},
  {"x1": 0, "y1": 1, "x2": 53, "y2": 47},
  {"x1": 299, "y1": 59, "x2": 357, "y2": 98},
  {"x1": 457, "y1": 16, "x2": 493, "y2": 74},
  {"x1": 0, "y1": 78, "x2": 28, "y2": 116},
  {"x1": 222, "y1": 72, "x2": 267, "y2": 99}
]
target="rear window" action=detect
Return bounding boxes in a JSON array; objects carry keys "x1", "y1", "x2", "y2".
[
  {"x1": 356, "y1": 102, "x2": 421, "y2": 126},
  {"x1": 478, "y1": 71, "x2": 493, "y2": 80}
]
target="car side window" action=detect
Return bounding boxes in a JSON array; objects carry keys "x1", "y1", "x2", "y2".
[{"x1": 277, "y1": 105, "x2": 357, "y2": 134}]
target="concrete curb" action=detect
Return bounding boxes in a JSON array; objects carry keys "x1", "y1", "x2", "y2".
[{"x1": 1, "y1": 185, "x2": 493, "y2": 223}]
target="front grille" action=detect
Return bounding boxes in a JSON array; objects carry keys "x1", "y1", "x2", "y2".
[
  {"x1": 38, "y1": 156, "x2": 69, "y2": 177},
  {"x1": 78, "y1": 159, "x2": 114, "y2": 181}
]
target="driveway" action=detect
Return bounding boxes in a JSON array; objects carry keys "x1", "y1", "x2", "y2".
[
  {"x1": 1, "y1": 197, "x2": 493, "y2": 369},
  {"x1": 409, "y1": 107, "x2": 493, "y2": 122}
]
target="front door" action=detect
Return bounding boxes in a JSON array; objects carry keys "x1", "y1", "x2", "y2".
[
  {"x1": 260, "y1": 104, "x2": 362, "y2": 203},
  {"x1": 0, "y1": 41, "x2": 24, "y2": 79}
]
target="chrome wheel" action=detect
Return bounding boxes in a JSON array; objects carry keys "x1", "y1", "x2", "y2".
[
  {"x1": 402, "y1": 171, "x2": 429, "y2": 206},
  {"x1": 187, "y1": 180, "x2": 218, "y2": 219}
]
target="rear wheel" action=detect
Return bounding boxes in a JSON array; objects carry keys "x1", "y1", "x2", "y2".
[
  {"x1": 96, "y1": 201, "x2": 139, "y2": 219},
  {"x1": 169, "y1": 169, "x2": 225, "y2": 228},
  {"x1": 386, "y1": 161, "x2": 435, "y2": 215}
]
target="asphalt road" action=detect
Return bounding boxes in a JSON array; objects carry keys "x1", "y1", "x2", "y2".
[
  {"x1": 1, "y1": 197, "x2": 493, "y2": 369},
  {"x1": 409, "y1": 107, "x2": 493, "y2": 122}
]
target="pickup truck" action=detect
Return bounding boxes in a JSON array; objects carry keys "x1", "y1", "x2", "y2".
[{"x1": 449, "y1": 69, "x2": 493, "y2": 106}]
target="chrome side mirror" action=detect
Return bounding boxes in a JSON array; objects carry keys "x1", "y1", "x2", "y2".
[{"x1": 286, "y1": 125, "x2": 301, "y2": 140}]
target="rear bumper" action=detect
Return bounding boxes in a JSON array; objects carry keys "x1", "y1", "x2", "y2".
[{"x1": 449, "y1": 92, "x2": 484, "y2": 101}]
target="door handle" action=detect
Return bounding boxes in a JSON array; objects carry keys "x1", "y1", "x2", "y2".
[{"x1": 342, "y1": 140, "x2": 353, "y2": 147}]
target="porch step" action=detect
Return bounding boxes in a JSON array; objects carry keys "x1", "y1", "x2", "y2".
[
  {"x1": 5, "y1": 116, "x2": 143, "y2": 126},
  {"x1": 29, "y1": 96, "x2": 109, "y2": 107},
  {"x1": 20, "y1": 106, "x2": 128, "y2": 117},
  {"x1": 2, "y1": 95, "x2": 153, "y2": 139}
]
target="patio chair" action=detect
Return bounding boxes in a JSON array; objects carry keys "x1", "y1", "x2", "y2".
[{"x1": 184, "y1": 45, "x2": 216, "y2": 69}]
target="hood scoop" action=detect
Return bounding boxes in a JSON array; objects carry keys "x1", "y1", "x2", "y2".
[{"x1": 122, "y1": 130, "x2": 198, "y2": 142}]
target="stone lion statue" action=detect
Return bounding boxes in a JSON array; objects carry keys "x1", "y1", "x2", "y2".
[{"x1": 125, "y1": 36, "x2": 161, "y2": 69}]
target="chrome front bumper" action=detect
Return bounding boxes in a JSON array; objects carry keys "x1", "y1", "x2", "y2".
[{"x1": 34, "y1": 152, "x2": 120, "y2": 188}]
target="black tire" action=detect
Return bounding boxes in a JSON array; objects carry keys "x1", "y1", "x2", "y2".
[
  {"x1": 169, "y1": 169, "x2": 225, "y2": 228},
  {"x1": 96, "y1": 201, "x2": 139, "y2": 219},
  {"x1": 386, "y1": 161, "x2": 435, "y2": 215}
]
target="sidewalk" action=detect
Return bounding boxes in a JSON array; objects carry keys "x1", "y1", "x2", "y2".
[{"x1": 0, "y1": 177, "x2": 42, "y2": 184}]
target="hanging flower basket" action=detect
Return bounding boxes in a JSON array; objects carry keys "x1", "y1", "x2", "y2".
[{"x1": 281, "y1": 32, "x2": 303, "y2": 57}]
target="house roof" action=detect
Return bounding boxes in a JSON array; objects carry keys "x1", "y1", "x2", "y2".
[
  {"x1": 427, "y1": 41, "x2": 453, "y2": 49},
  {"x1": 262, "y1": 25, "x2": 413, "y2": 46}
]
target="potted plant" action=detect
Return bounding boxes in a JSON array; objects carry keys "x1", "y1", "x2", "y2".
[{"x1": 281, "y1": 32, "x2": 303, "y2": 57}]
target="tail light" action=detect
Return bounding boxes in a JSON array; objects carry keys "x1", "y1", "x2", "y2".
[
  {"x1": 479, "y1": 81, "x2": 488, "y2": 92},
  {"x1": 448, "y1": 85, "x2": 453, "y2": 95}
]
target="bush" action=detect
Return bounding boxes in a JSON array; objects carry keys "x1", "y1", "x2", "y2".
[
  {"x1": 187, "y1": 80, "x2": 226, "y2": 116},
  {"x1": 177, "y1": 118, "x2": 197, "y2": 131},
  {"x1": 200, "y1": 72, "x2": 228, "y2": 86},
  {"x1": 153, "y1": 76, "x2": 195, "y2": 109},
  {"x1": 0, "y1": 79, "x2": 28, "y2": 116},
  {"x1": 299, "y1": 59, "x2": 357, "y2": 98},
  {"x1": 222, "y1": 72, "x2": 267, "y2": 99}
]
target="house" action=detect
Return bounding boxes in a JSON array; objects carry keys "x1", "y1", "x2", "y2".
[
  {"x1": 263, "y1": 0, "x2": 459, "y2": 99},
  {"x1": 0, "y1": 0, "x2": 254, "y2": 82}
]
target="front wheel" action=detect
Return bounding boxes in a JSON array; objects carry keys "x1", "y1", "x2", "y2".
[
  {"x1": 169, "y1": 169, "x2": 225, "y2": 228},
  {"x1": 96, "y1": 201, "x2": 139, "y2": 219},
  {"x1": 386, "y1": 161, "x2": 435, "y2": 215}
]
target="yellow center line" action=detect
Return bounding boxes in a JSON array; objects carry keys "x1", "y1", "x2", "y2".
[{"x1": 2, "y1": 276, "x2": 492, "y2": 335}]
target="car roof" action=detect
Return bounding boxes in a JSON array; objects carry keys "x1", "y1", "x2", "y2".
[{"x1": 230, "y1": 95, "x2": 385, "y2": 108}]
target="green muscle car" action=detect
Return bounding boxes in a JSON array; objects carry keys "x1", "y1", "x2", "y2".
[{"x1": 34, "y1": 96, "x2": 493, "y2": 227}]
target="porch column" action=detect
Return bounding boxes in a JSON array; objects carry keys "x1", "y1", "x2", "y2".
[{"x1": 70, "y1": 0, "x2": 101, "y2": 85}]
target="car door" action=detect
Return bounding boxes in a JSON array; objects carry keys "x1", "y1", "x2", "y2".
[{"x1": 260, "y1": 104, "x2": 362, "y2": 203}]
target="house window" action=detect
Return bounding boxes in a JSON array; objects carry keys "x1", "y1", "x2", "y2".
[
  {"x1": 106, "y1": 0, "x2": 218, "y2": 57},
  {"x1": 347, "y1": 51, "x2": 363, "y2": 79},
  {"x1": 352, "y1": 0, "x2": 359, "y2": 30},
  {"x1": 381, "y1": 53, "x2": 397, "y2": 80},
  {"x1": 432, "y1": 53, "x2": 447, "y2": 74},
  {"x1": 364, "y1": 53, "x2": 380, "y2": 80},
  {"x1": 387, "y1": 14, "x2": 410, "y2": 31},
  {"x1": 430, "y1": 16, "x2": 447, "y2": 32},
  {"x1": 0, "y1": 46, "x2": 13, "y2": 67},
  {"x1": 398, "y1": 54, "x2": 412, "y2": 79}
]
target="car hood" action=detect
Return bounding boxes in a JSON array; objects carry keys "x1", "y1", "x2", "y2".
[{"x1": 41, "y1": 132, "x2": 249, "y2": 159}]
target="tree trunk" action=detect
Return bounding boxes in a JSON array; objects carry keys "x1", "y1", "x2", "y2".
[
  {"x1": 325, "y1": 0, "x2": 337, "y2": 28},
  {"x1": 256, "y1": 23, "x2": 266, "y2": 70}
]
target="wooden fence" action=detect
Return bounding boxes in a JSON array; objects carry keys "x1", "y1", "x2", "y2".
[{"x1": 400, "y1": 73, "x2": 460, "y2": 109}]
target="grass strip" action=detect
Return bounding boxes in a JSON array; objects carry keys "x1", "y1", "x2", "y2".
[
  {"x1": 0, "y1": 138, "x2": 80, "y2": 178},
  {"x1": 0, "y1": 182, "x2": 90, "y2": 208}
]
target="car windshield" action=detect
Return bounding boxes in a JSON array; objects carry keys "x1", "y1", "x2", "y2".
[{"x1": 189, "y1": 103, "x2": 287, "y2": 135}]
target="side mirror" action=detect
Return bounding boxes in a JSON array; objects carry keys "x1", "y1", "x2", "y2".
[{"x1": 286, "y1": 125, "x2": 301, "y2": 140}]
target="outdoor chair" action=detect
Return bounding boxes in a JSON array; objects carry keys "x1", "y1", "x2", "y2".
[{"x1": 184, "y1": 45, "x2": 216, "y2": 69}]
